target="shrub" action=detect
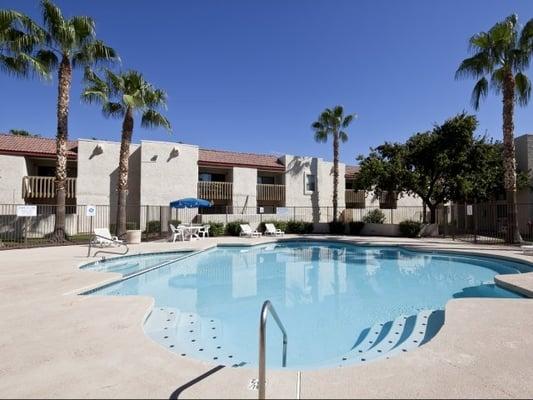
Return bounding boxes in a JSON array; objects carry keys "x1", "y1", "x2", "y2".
[
  {"x1": 225, "y1": 220, "x2": 247, "y2": 236},
  {"x1": 399, "y1": 220, "x2": 423, "y2": 237},
  {"x1": 208, "y1": 222, "x2": 225, "y2": 237},
  {"x1": 286, "y1": 220, "x2": 313, "y2": 234},
  {"x1": 145, "y1": 220, "x2": 161, "y2": 233},
  {"x1": 362, "y1": 209, "x2": 386, "y2": 224},
  {"x1": 259, "y1": 220, "x2": 288, "y2": 233},
  {"x1": 349, "y1": 221, "x2": 365, "y2": 235},
  {"x1": 329, "y1": 221, "x2": 346, "y2": 234},
  {"x1": 110, "y1": 221, "x2": 139, "y2": 234}
]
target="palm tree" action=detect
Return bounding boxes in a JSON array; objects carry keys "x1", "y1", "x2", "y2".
[
  {"x1": 35, "y1": 0, "x2": 118, "y2": 240},
  {"x1": 456, "y1": 14, "x2": 533, "y2": 243},
  {"x1": 311, "y1": 106, "x2": 356, "y2": 222},
  {"x1": 82, "y1": 68, "x2": 171, "y2": 237},
  {"x1": 1, "y1": 9, "x2": 50, "y2": 82}
]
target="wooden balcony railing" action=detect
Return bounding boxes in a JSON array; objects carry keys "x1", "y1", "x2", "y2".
[
  {"x1": 22, "y1": 176, "x2": 76, "y2": 199},
  {"x1": 345, "y1": 189, "x2": 365, "y2": 205},
  {"x1": 198, "y1": 181, "x2": 233, "y2": 200},
  {"x1": 257, "y1": 184, "x2": 285, "y2": 202}
]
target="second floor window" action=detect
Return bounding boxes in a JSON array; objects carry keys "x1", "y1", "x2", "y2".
[{"x1": 305, "y1": 174, "x2": 316, "y2": 193}]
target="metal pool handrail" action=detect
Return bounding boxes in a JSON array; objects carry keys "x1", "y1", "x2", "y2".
[
  {"x1": 88, "y1": 233, "x2": 129, "y2": 258},
  {"x1": 258, "y1": 300, "x2": 288, "y2": 400}
]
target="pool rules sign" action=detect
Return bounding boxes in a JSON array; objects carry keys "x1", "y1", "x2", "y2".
[{"x1": 86, "y1": 205, "x2": 97, "y2": 217}]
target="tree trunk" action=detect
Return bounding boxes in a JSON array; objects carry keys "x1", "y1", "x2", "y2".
[
  {"x1": 332, "y1": 130, "x2": 339, "y2": 222},
  {"x1": 116, "y1": 107, "x2": 133, "y2": 238},
  {"x1": 429, "y1": 204, "x2": 437, "y2": 224},
  {"x1": 52, "y1": 56, "x2": 71, "y2": 241},
  {"x1": 502, "y1": 71, "x2": 522, "y2": 244}
]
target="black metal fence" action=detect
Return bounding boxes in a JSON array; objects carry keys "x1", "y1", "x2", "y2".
[{"x1": 1, "y1": 202, "x2": 531, "y2": 249}]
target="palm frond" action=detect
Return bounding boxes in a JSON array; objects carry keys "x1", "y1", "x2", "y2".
[
  {"x1": 314, "y1": 130, "x2": 328, "y2": 143},
  {"x1": 141, "y1": 109, "x2": 172, "y2": 132},
  {"x1": 339, "y1": 131, "x2": 349, "y2": 143},
  {"x1": 471, "y1": 77, "x2": 489, "y2": 110},
  {"x1": 455, "y1": 52, "x2": 492, "y2": 79},
  {"x1": 69, "y1": 15, "x2": 95, "y2": 44},
  {"x1": 72, "y1": 40, "x2": 118, "y2": 68},
  {"x1": 102, "y1": 101, "x2": 125, "y2": 118},
  {"x1": 342, "y1": 113, "x2": 356, "y2": 128},
  {"x1": 515, "y1": 71, "x2": 531, "y2": 106},
  {"x1": 489, "y1": 67, "x2": 505, "y2": 93},
  {"x1": 41, "y1": 0, "x2": 65, "y2": 40},
  {"x1": 519, "y1": 18, "x2": 533, "y2": 49}
]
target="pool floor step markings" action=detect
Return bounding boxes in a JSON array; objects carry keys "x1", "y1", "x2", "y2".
[
  {"x1": 145, "y1": 308, "x2": 242, "y2": 365},
  {"x1": 145, "y1": 307, "x2": 443, "y2": 369}
]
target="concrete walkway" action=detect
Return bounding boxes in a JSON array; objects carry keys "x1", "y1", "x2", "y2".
[{"x1": 0, "y1": 236, "x2": 532, "y2": 398}]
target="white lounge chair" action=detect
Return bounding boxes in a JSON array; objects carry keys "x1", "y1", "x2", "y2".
[
  {"x1": 169, "y1": 224, "x2": 184, "y2": 242},
  {"x1": 198, "y1": 224, "x2": 210, "y2": 238},
  {"x1": 240, "y1": 224, "x2": 262, "y2": 238},
  {"x1": 93, "y1": 228, "x2": 123, "y2": 247},
  {"x1": 521, "y1": 245, "x2": 533, "y2": 255},
  {"x1": 265, "y1": 223, "x2": 284, "y2": 237}
]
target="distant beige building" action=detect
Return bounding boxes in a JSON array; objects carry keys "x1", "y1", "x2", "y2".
[{"x1": 0, "y1": 134, "x2": 424, "y2": 234}]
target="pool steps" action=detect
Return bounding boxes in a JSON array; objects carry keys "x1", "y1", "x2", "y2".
[{"x1": 144, "y1": 307, "x2": 444, "y2": 369}]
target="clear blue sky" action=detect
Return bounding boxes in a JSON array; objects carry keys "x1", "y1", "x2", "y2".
[{"x1": 2, "y1": 0, "x2": 533, "y2": 165}]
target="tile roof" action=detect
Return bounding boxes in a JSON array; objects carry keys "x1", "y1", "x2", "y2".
[
  {"x1": 199, "y1": 148, "x2": 284, "y2": 170},
  {"x1": 345, "y1": 165, "x2": 360, "y2": 176},
  {"x1": 0, "y1": 134, "x2": 78, "y2": 159}
]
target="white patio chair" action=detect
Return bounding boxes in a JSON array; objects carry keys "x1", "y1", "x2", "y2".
[
  {"x1": 198, "y1": 224, "x2": 210, "y2": 238},
  {"x1": 169, "y1": 224, "x2": 185, "y2": 242},
  {"x1": 93, "y1": 228, "x2": 123, "y2": 247},
  {"x1": 240, "y1": 224, "x2": 262, "y2": 238},
  {"x1": 265, "y1": 223, "x2": 284, "y2": 237}
]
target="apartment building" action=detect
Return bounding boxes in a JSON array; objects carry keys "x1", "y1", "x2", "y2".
[{"x1": 0, "y1": 134, "x2": 425, "y2": 234}]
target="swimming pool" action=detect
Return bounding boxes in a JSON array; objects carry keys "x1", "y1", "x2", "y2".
[{"x1": 86, "y1": 241, "x2": 527, "y2": 370}]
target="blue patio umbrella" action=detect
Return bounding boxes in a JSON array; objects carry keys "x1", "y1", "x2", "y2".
[{"x1": 169, "y1": 197, "x2": 213, "y2": 209}]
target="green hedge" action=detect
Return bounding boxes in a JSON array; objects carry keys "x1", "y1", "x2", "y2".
[
  {"x1": 328, "y1": 221, "x2": 346, "y2": 234},
  {"x1": 349, "y1": 221, "x2": 365, "y2": 235},
  {"x1": 286, "y1": 220, "x2": 313, "y2": 234},
  {"x1": 225, "y1": 220, "x2": 247, "y2": 236},
  {"x1": 399, "y1": 220, "x2": 423, "y2": 237},
  {"x1": 362, "y1": 209, "x2": 386, "y2": 224},
  {"x1": 207, "y1": 222, "x2": 225, "y2": 237}
]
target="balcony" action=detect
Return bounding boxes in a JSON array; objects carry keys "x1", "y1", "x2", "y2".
[
  {"x1": 22, "y1": 176, "x2": 76, "y2": 199},
  {"x1": 198, "y1": 181, "x2": 233, "y2": 200},
  {"x1": 257, "y1": 184, "x2": 285, "y2": 202},
  {"x1": 345, "y1": 190, "x2": 365, "y2": 206}
]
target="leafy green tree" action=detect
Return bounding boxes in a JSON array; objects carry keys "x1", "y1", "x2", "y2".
[
  {"x1": 82, "y1": 68, "x2": 171, "y2": 237},
  {"x1": 9, "y1": 129, "x2": 40, "y2": 137},
  {"x1": 355, "y1": 114, "x2": 479, "y2": 223},
  {"x1": 456, "y1": 14, "x2": 533, "y2": 243},
  {"x1": 35, "y1": 0, "x2": 118, "y2": 240},
  {"x1": 311, "y1": 106, "x2": 356, "y2": 222},
  {"x1": 0, "y1": 9, "x2": 49, "y2": 79}
]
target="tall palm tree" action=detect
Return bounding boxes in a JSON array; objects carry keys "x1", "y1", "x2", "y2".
[
  {"x1": 456, "y1": 14, "x2": 533, "y2": 243},
  {"x1": 82, "y1": 68, "x2": 171, "y2": 237},
  {"x1": 311, "y1": 106, "x2": 356, "y2": 222},
  {"x1": 35, "y1": 0, "x2": 118, "y2": 240},
  {"x1": 1, "y1": 9, "x2": 50, "y2": 82}
]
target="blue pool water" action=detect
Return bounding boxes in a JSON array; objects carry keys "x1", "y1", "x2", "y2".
[{"x1": 87, "y1": 241, "x2": 526, "y2": 369}]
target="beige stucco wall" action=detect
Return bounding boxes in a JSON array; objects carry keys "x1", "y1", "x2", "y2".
[
  {"x1": 139, "y1": 140, "x2": 198, "y2": 206},
  {"x1": 231, "y1": 167, "x2": 257, "y2": 213},
  {"x1": 76, "y1": 139, "x2": 141, "y2": 206},
  {"x1": 0, "y1": 154, "x2": 27, "y2": 204}
]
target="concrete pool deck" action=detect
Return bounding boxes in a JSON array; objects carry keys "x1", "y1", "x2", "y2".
[{"x1": 0, "y1": 235, "x2": 532, "y2": 398}]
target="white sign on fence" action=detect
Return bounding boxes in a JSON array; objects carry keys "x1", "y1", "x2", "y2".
[
  {"x1": 16, "y1": 205, "x2": 37, "y2": 217},
  {"x1": 466, "y1": 205, "x2": 473, "y2": 216},
  {"x1": 86, "y1": 205, "x2": 97, "y2": 217}
]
